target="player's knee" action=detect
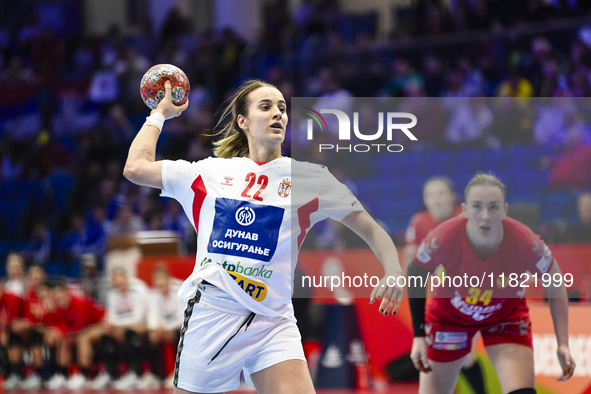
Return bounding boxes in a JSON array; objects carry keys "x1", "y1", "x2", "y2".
[
  {"x1": 508, "y1": 388, "x2": 536, "y2": 394},
  {"x1": 100, "y1": 335, "x2": 116, "y2": 353},
  {"x1": 8, "y1": 332, "x2": 21, "y2": 347},
  {"x1": 29, "y1": 330, "x2": 43, "y2": 346},
  {"x1": 125, "y1": 329, "x2": 141, "y2": 347}
]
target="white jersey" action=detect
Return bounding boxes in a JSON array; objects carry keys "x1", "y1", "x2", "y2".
[
  {"x1": 106, "y1": 278, "x2": 149, "y2": 326},
  {"x1": 147, "y1": 279, "x2": 184, "y2": 331},
  {"x1": 161, "y1": 157, "x2": 362, "y2": 320}
]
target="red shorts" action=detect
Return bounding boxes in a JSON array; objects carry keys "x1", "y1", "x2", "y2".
[{"x1": 425, "y1": 307, "x2": 532, "y2": 362}]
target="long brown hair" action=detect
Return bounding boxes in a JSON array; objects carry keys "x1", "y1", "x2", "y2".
[{"x1": 213, "y1": 79, "x2": 278, "y2": 158}]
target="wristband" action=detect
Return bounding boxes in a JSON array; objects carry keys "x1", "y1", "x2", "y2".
[{"x1": 144, "y1": 112, "x2": 165, "y2": 132}]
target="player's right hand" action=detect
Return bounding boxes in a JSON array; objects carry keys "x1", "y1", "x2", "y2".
[
  {"x1": 411, "y1": 337, "x2": 432, "y2": 373},
  {"x1": 152, "y1": 81, "x2": 189, "y2": 120},
  {"x1": 556, "y1": 345, "x2": 575, "y2": 381}
]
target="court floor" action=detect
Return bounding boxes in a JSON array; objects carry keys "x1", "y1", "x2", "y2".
[{"x1": 6, "y1": 383, "x2": 421, "y2": 394}]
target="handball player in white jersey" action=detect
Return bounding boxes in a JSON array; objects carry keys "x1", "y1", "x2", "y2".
[{"x1": 123, "y1": 79, "x2": 404, "y2": 394}]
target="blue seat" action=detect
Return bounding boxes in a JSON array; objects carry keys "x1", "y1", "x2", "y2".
[{"x1": 49, "y1": 172, "x2": 75, "y2": 211}]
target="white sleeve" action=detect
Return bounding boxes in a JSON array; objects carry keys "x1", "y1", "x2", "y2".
[
  {"x1": 160, "y1": 159, "x2": 199, "y2": 200},
  {"x1": 147, "y1": 290, "x2": 161, "y2": 330},
  {"x1": 317, "y1": 167, "x2": 363, "y2": 222},
  {"x1": 106, "y1": 290, "x2": 116, "y2": 324}
]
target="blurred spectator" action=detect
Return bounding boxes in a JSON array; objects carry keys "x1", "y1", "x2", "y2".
[
  {"x1": 145, "y1": 209, "x2": 165, "y2": 231},
  {"x1": 29, "y1": 27, "x2": 65, "y2": 83},
  {"x1": 28, "y1": 130, "x2": 72, "y2": 179},
  {"x1": 571, "y1": 192, "x2": 591, "y2": 242},
  {"x1": 79, "y1": 253, "x2": 107, "y2": 305},
  {"x1": 115, "y1": 45, "x2": 150, "y2": 113},
  {"x1": 104, "y1": 105, "x2": 136, "y2": 146},
  {"x1": 24, "y1": 221, "x2": 53, "y2": 265},
  {"x1": 444, "y1": 98, "x2": 498, "y2": 148},
  {"x1": 24, "y1": 265, "x2": 45, "y2": 295},
  {"x1": 101, "y1": 268, "x2": 150, "y2": 390},
  {"x1": 11, "y1": 271, "x2": 49, "y2": 389},
  {"x1": 58, "y1": 212, "x2": 106, "y2": 264},
  {"x1": 404, "y1": 176, "x2": 461, "y2": 269},
  {"x1": 0, "y1": 141, "x2": 27, "y2": 180},
  {"x1": 0, "y1": 281, "x2": 25, "y2": 389},
  {"x1": 162, "y1": 199, "x2": 193, "y2": 247},
  {"x1": 381, "y1": 59, "x2": 424, "y2": 97},
  {"x1": 292, "y1": 0, "x2": 316, "y2": 29},
  {"x1": 422, "y1": 55, "x2": 446, "y2": 97},
  {"x1": 546, "y1": 192, "x2": 591, "y2": 243},
  {"x1": 496, "y1": 68, "x2": 534, "y2": 100},
  {"x1": 44, "y1": 280, "x2": 105, "y2": 390},
  {"x1": 141, "y1": 266, "x2": 183, "y2": 389},
  {"x1": 488, "y1": 96, "x2": 533, "y2": 146},
  {"x1": 4, "y1": 253, "x2": 26, "y2": 297},
  {"x1": 0, "y1": 56, "x2": 35, "y2": 87},
  {"x1": 456, "y1": 56, "x2": 487, "y2": 96},
  {"x1": 310, "y1": 67, "x2": 354, "y2": 137},
  {"x1": 17, "y1": 10, "x2": 43, "y2": 50},
  {"x1": 547, "y1": 126, "x2": 591, "y2": 190}
]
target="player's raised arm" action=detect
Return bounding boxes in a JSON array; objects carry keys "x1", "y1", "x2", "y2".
[
  {"x1": 123, "y1": 81, "x2": 188, "y2": 189},
  {"x1": 341, "y1": 209, "x2": 404, "y2": 316}
]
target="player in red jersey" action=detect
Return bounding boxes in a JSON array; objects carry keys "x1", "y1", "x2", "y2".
[
  {"x1": 0, "y1": 281, "x2": 25, "y2": 389},
  {"x1": 404, "y1": 176, "x2": 462, "y2": 269},
  {"x1": 404, "y1": 176, "x2": 485, "y2": 394},
  {"x1": 407, "y1": 173, "x2": 575, "y2": 394},
  {"x1": 10, "y1": 266, "x2": 48, "y2": 389},
  {"x1": 42, "y1": 280, "x2": 105, "y2": 390}
]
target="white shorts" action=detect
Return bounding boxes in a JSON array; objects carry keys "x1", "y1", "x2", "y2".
[{"x1": 174, "y1": 284, "x2": 306, "y2": 393}]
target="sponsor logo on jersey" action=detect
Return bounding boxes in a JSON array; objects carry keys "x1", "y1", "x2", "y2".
[
  {"x1": 435, "y1": 331, "x2": 467, "y2": 344},
  {"x1": 278, "y1": 178, "x2": 291, "y2": 198},
  {"x1": 450, "y1": 294, "x2": 504, "y2": 321},
  {"x1": 432, "y1": 342, "x2": 467, "y2": 351},
  {"x1": 416, "y1": 238, "x2": 439, "y2": 264},
  {"x1": 200, "y1": 257, "x2": 274, "y2": 279},
  {"x1": 235, "y1": 206, "x2": 256, "y2": 226},
  {"x1": 221, "y1": 176, "x2": 234, "y2": 186},
  {"x1": 227, "y1": 271, "x2": 268, "y2": 302},
  {"x1": 208, "y1": 198, "x2": 283, "y2": 262}
]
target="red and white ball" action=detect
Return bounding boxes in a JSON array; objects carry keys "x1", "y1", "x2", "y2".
[{"x1": 139, "y1": 64, "x2": 190, "y2": 110}]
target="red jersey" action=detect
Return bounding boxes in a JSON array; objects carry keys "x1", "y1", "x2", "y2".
[
  {"x1": 405, "y1": 207, "x2": 463, "y2": 246},
  {"x1": 414, "y1": 215, "x2": 554, "y2": 328},
  {"x1": 0, "y1": 292, "x2": 24, "y2": 330},
  {"x1": 52, "y1": 294, "x2": 105, "y2": 334},
  {"x1": 24, "y1": 290, "x2": 47, "y2": 325}
]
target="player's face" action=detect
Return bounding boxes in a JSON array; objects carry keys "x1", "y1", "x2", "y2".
[
  {"x1": 112, "y1": 272, "x2": 129, "y2": 292},
  {"x1": 6, "y1": 256, "x2": 23, "y2": 278},
  {"x1": 53, "y1": 288, "x2": 70, "y2": 308},
  {"x1": 578, "y1": 194, "x2": 591, "y2": 224},
  {"x1": 423, "y1": 180, "x2": 455, "y2": 221},
  {"x1": 28, "y1": 267, "x2": 45, "y2": 287},
  {"x1": 152, "y1": 273, "x2": 169, "y2": 293},
  {"x1": 462, "y1": 185, "x2": 508, "y2": 238},
  {"x1": 239, "y1": 87, "x2": 287, "y2": 148}
]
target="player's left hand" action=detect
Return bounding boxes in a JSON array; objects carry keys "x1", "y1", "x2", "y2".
[
  {"x1": 369, "y1": 269, "x2": 404, "y2": 316},
  {"x1": 556, "y1": 345, "x2": 575, "y2": 381}
]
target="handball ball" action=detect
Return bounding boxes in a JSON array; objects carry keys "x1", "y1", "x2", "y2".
[{"x1": 139, "y1": 64, "x2": 190, "y2": 110}]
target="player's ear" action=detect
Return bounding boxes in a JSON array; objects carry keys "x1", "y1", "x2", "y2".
[
  {"x1": 237, "y1": 114, "x2": 248, "y2": 131},
  {"x1": 504, "y1": 202, "x2": 508, "y2": 215},
  {"x1": 461, "y1": 202, "x2": 466, "y2": 213}
]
